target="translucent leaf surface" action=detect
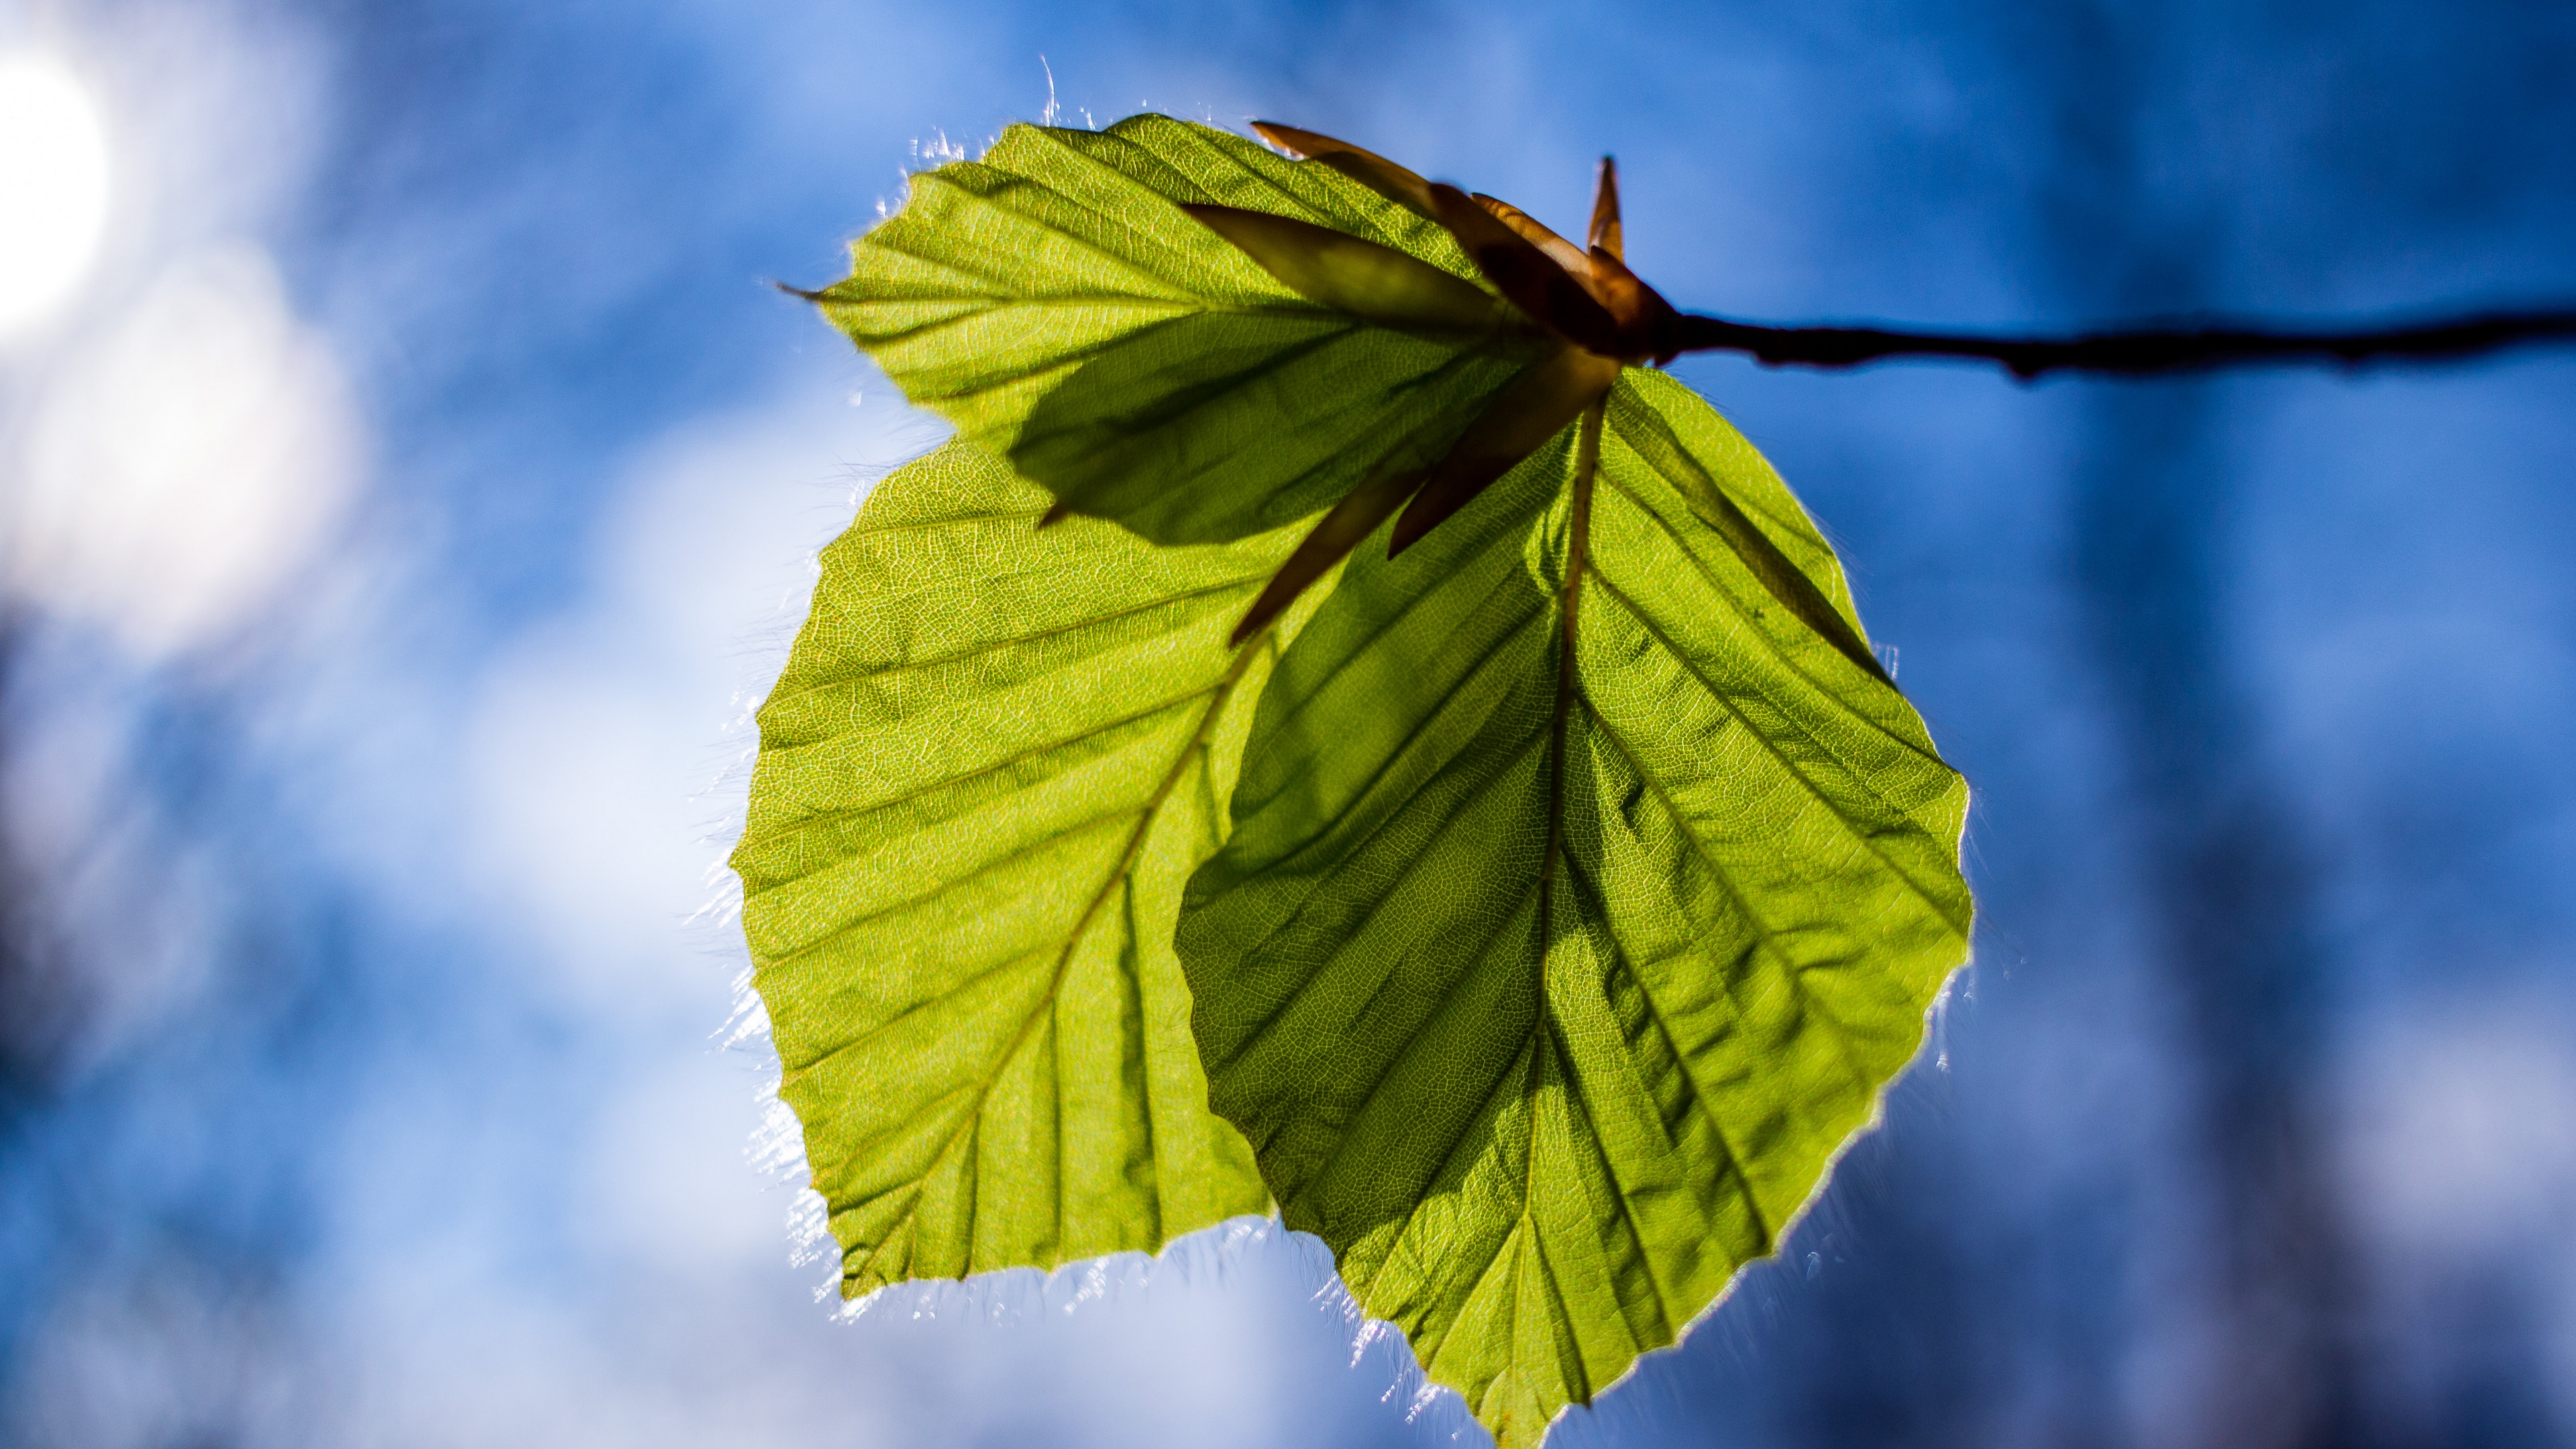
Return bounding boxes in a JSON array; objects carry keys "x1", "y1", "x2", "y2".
[
  {"x1": 818, "y1": 114, "x2": 1549, "y2": 547},
  {"x1": 733, "y1": 440, "x2": 1320, "y2": 1295},
  {"x1": 1177, "y1": 370, "x2": 1972, "y2": 1446},
  {"x1": 782, "y1": 113, "x2": 1972, "y2": 1443}
]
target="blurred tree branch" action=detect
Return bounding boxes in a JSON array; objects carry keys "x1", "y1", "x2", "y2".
[{"x1": 1673, "y1": 307, "x2": 2576, "y2": 376}]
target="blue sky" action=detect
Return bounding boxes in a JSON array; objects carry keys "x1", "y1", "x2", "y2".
[{"x1": 3, "y1": 1, "x2": 2575, "y2": 1446}]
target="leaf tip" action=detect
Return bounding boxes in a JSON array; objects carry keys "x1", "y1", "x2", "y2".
[
  {"x1": 1588, "y1": 156, "x2": 1623, "y2": 258},
  {"x1": 1248, "y1": 120, "x2": 1308, "y2": 157}
]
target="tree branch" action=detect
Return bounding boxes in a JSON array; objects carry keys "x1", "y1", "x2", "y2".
[{"x1": 1668, "y1": 307, "x2": 2576, "y2": 378}]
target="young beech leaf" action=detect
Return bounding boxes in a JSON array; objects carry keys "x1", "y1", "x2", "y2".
[
  {"x1": 731, "y1": 439, "x2": 1334, "y2": 1295},
  {"x1": 1176, "y1": 368, "x2": 1971, "y2": 1448},
  {"x1": 814, "y1": 113, "x2": 1554, "y2": 559},
  {"x1": 788, "y1": 114, "x2": 1971, "y2": 1446}
]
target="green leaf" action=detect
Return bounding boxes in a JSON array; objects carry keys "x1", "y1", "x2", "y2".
[
  {"x1": 816, "y1": 114, "x2": 1548, "y2": 547},
  {"x1": 1176, "y1": 368, "x2": 1971, "y2": 1446},
  {"x1": 790, "y1": 112, "x2": 1971, "y2": 1440},
  {"x1": 732, "y1": 439, "x2": 1328, "y2": 1296}
]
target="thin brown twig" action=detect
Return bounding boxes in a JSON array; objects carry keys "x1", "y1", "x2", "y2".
[{"x1": 1667, "y1": 307, "x2": 2576, "y2": 378}]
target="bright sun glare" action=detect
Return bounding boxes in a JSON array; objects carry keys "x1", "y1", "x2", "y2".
[{"x1": 0, "y1": 54, "x2": 111, "y2": 338}]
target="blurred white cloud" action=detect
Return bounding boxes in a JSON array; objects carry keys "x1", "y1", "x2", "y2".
[
  {"x1": 585, "y1": 1049, "x2": 808, "y2": 1282},
  {"x1": 2339, "y1": 994, "x2": 2576, "y2": 1258},
  {"x1": 1, "y1": 1269, "x2": 311, "y2": 1449},
  {"x1": 462, "y1": 367, "x2": 923, "y2": 1022},
  {"x1": 11, "y1": 244, "x2": 363, "y2": 659},
  {"x1": 2334, "y1": 990, "x2": 2576, "y2": 1436},
  {"x1": 0, "y1": 53, "x2": 111, "y2": 339}
]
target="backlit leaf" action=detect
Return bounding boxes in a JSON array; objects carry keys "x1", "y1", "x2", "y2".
[
  {"x1": 776, "y1": 113, "x2": 1972, "y2": 1445},
  {"x1": 731, "y1": 439, "x2": 1324, "y2": 1295},
  {"x1": 1176, "y1": 368, "x2": 1971, "y2": 1447},
  {"x1": 815, "y1": 114, "x2": 1550, "y2": 549}
]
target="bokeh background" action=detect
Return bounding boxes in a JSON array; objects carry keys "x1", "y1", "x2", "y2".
[{"x1": 3, "y1": 1, "x2": 2573, "y2": 1445}]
